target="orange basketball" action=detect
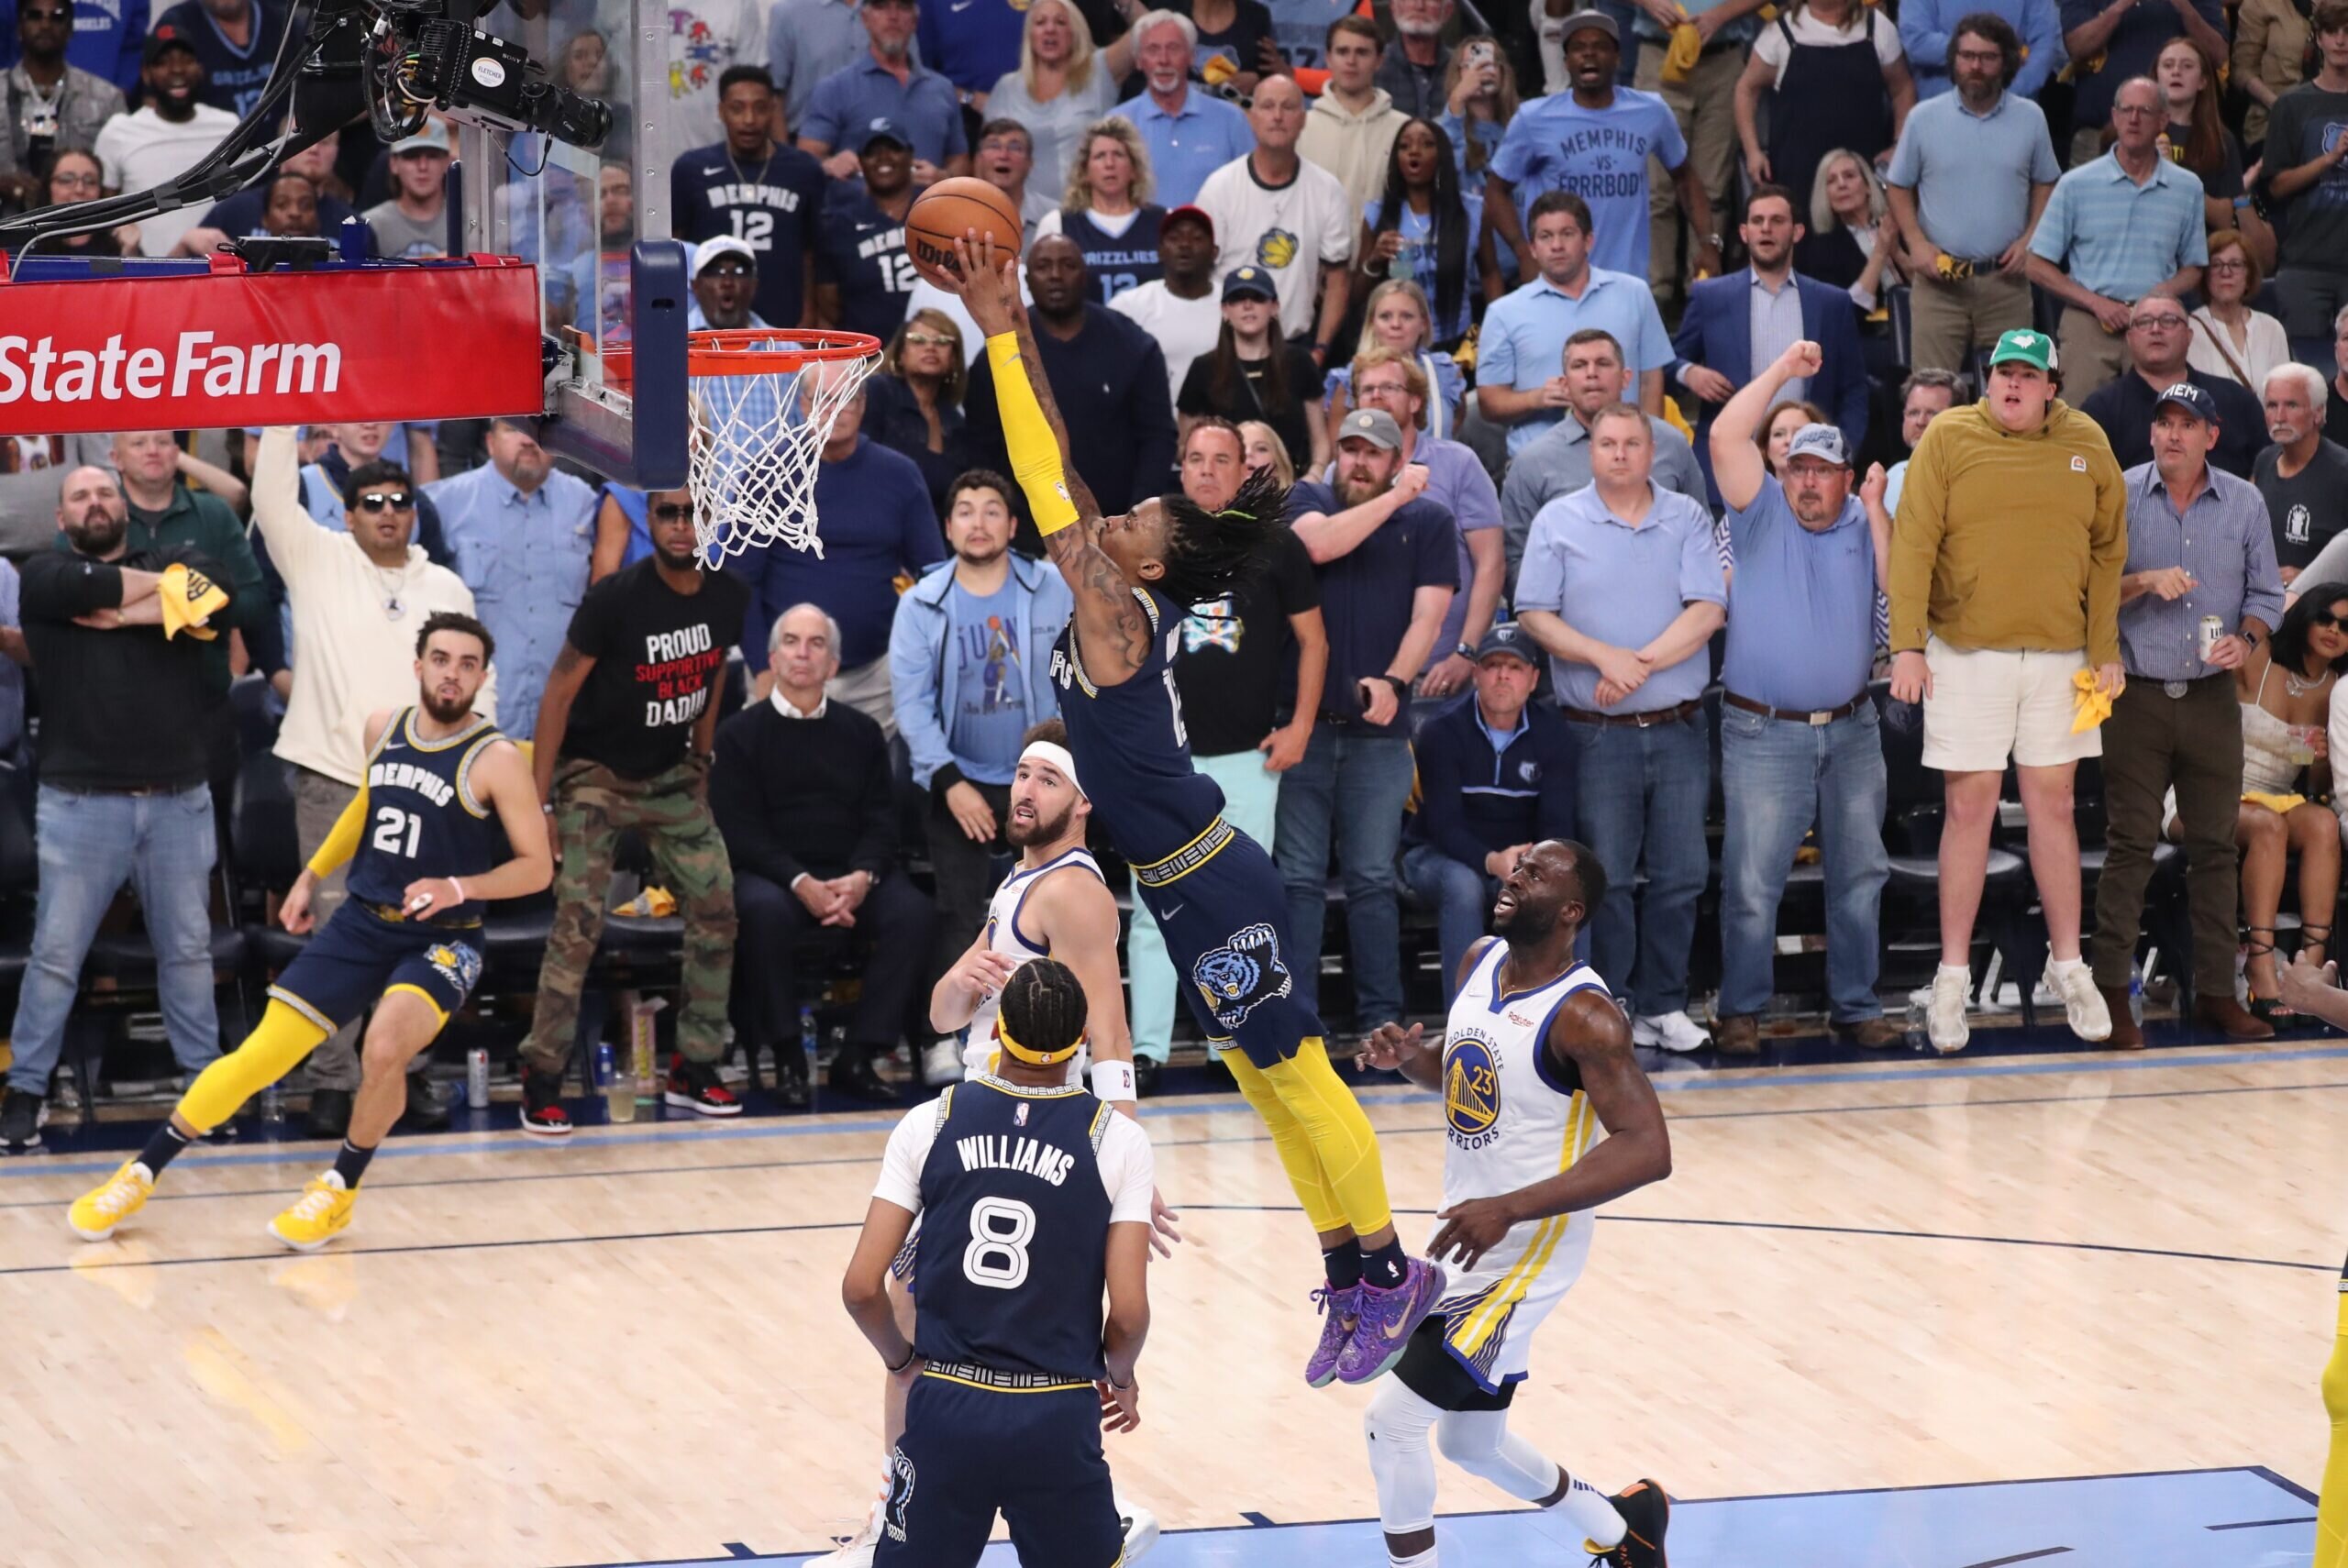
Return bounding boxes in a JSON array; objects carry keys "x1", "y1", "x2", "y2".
[{"x1": 904, "y1": 177, "x2": 1024, "y2": 282}]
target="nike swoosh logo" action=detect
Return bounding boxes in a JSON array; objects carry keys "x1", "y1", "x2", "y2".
[
  {"x1": 950, "y1": 0, "x2": 973, "y2": 9},
  {"x1": 1160, "y1": 902, "x2": 1184, "y2": 921},
  {"x1": 382, "y1": 739, "x2": 406, "y2": 751},
  {"x1": 702, "y1": 165, "x2": 724, "y2": 175}
]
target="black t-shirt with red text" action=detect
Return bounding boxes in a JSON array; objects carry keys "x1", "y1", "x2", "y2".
[{"x1": 559, "y1": 558, "x2": 750, "y2": 779}]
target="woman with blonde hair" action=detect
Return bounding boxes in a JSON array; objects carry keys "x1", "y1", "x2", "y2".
[
  {"x1": 1239, "y1": 419, "x2": 1297, "y2": 489},
  {"x1": 862, "y1": 308, "x2": 972, "y2": 509},
  {"x1": 984, "y1": 0, "x2": 1134, "y2": 199},
  {"x1": 1436, "y1": 35, "x2": 1517, "y2": 177},
  {"x1": 1321, "y1": 279, "x2": 1467, "y2": 442},
  {"x1": 1800, "y1": 148, "x2": 1903, "y2": 311},
  {"x1": 1035, "y1": 118, "x2": 1167, "y2": 304}
]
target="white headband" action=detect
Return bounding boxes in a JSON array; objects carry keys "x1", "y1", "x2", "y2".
[{"x1": 1020, "y1": 741, "x2": 1085, "y2": 798}]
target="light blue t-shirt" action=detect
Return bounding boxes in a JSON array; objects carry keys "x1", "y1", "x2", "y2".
[
  {"x1": 1515, "y1": 481, "x2": 1726, "y2": 712},
  {"x1": 1489, "y1": 89, "x2": 1687, "y2": 282},
  {"x1": 945, "y1": 577, "x2": 1036, "y2": 785},
  {"x1": 1364, "y1": 192, "x2": 1485, "y2": 344}
]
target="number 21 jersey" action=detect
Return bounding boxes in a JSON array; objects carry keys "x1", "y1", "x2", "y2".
[{"x1": 347, "y1": 709, "x2": 504, "y2": 923}]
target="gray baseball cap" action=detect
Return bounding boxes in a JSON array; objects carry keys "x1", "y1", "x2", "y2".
[
  {"x1": 1784, "y1": 423, "x2": 1851, "y2": 468},
  {"x1": 1336, "y1": 407, "x2": 1405, "y2": 451}
]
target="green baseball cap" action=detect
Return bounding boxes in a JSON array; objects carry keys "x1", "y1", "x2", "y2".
[{"x1": 1989, "y1": 327, "x2": 2056, "y2": 372}]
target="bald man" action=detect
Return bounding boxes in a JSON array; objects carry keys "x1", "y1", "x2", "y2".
[{"x1": 1194, "y1": 72, "x2": 1357, "y2": 367}]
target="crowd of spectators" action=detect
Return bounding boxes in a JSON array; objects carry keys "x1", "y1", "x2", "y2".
[{"x1": 8, "y1": 0, "x2": 2348, "y2": 1140}]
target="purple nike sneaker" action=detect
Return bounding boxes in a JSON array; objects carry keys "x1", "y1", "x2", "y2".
[
  {"x1": 1303, "y1": 1285, "x2": 1361, "y2": 1387},
  {"x1": 1335, "y1": 1258, "x2": 1447, "y2": 1385}
]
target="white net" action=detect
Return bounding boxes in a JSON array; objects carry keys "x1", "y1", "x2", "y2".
[{"x1": 684, "y1": 333, "x2": 882, "y2": 561}]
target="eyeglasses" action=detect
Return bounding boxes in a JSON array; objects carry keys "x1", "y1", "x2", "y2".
[
  {"x1": 2129, "y1": 314, "x2": 2187, "y2": 330},
  {"x1": 2315, "y1": 610, "x2": 2344, "y2": 629},
  {"x1": 2114, "y1": 103, "x2": 2161, "y2": 118},
  {"x1": 354, "y1": 491, "x2": 415, "y2": 512},
  {"x1": 649, "y1": 502, "x2": 698, "y2": 522},
  {"x1": 50, "y1": 168, "x2": 100, "y2": 189},
  {"x1": 1952, "y1": 48, "x2": 2004, "y2": 63},
  {"x1": 902, "y1": 331, "x2": 954, "y2": 348},
  {"x1": 2210, "y1": 258, "x2": 2249, "y2": 272}
]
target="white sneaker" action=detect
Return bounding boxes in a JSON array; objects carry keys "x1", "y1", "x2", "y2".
[
  {"x1": 806, "y1": 1492, "x2": 884, "y2": 1568},
  {"x1": 1632, "y1": 1010, "x2": 1711, "y2": 1053},
  {"x1": 1927, "y1": 967, "x2": 1971, "y2": 1054},
  {"x1": 920, "y1": 1040, "x2": 964, "y2": 1087},
  {"x1": 1116, "y1": 1491, "x2": 1160, "y2": 1562},
  {"x1": 2046, "y1": 959, "x2": 2111, "y2": 1043}
]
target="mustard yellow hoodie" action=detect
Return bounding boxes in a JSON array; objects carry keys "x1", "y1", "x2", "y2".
[{"x1": 1887, "y1": 396, "x2": 2128, "y2": 668}]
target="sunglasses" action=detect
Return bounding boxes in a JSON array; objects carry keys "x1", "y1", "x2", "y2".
[
  {"x1": 902, "y1": 331, "x2": 955, "y2": 348},
  {"x1": 354, "y1": 491, "x2": 414, "y2": 512},
  {"x1": 2316, "y1": 610, "x2": 2345, "y2": 629},
  {"x1": 649, "y1": 502, "x2": 698, "y2": 522}
]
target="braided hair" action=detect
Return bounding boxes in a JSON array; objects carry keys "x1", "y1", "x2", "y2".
[
  {"x1": 1153, "y1": 462, "x2": 1290, "y2": 605},
  {"x1": 1001, "y1": 958, "x2": 1089, "y2": 1063}
]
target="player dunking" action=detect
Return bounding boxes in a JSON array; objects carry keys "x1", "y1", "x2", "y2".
[
  {"x1": 1356, "y1": 841, "x2": 1673, "y2": 1567},
  {"x1": 66, "y1": 613, "x2": 552, "y2": 1250},
  {"x1": 840, "y1": 958, "x2": 1156, "y2": 1568},
  {"x1": 939, "y1": 235, "x2": 1444, "y2": 1386},
  {"x1": 814, "y1": 723, "x2": 1168, "y2": 1567}
]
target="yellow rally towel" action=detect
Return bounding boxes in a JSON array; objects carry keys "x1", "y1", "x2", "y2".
[
  {"x1": 1661, "y1": 394, "x2": 1694, "y2": 442},
  {"x1": 2070, "y1": 668, "x2": 2113, "y2": 734},
  {"x1": 2243, "y1": 790, "x2": 2309, "y2": 814},
  {"x1": 1202, "y1": 53, "x2": 1236, "y2": 86},
  {"x1": 1661, "y1": 19, "x2": 1701, "y2": 83},
  {"x1": 614, "y1": 886, "x2": 678, "y2": 918},
  {"x1": 159, "y1": 561, "x2": 227, "y2": 641}
]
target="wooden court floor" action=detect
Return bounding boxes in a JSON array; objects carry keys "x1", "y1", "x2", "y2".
[{"x1": 0, "y1": 1043, "x2": 2340, "y2": 1567}]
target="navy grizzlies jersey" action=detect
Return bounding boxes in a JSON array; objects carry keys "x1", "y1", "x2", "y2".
[
  {"x1": 347, "y1": 710, "x2": 504, "y2": 924},
  {"x1": 1049, "y1": 586, "x2": 1227, "y2": 866},
  {"x1": 670, "y1": 143, "x2": 826, "y2": 327},
  {"x1": 1058, "y1": 206, "x2": 1163, "y2": 303},
  {"x1": 815, "y1": 182, "x2": 919, "y2": 348},
  {"x1": 914, "y1": 1080, "x2": 1114, "y2": 1381}
]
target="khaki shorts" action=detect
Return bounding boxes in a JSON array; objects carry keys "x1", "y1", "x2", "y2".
[{"x1": 1921, "y1": 637, "x2": 2102, "y2": 772}]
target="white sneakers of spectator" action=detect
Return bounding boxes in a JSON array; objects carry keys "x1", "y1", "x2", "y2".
[
  {"x1": 1928, "y1": 957, "x2": 2111, "y2": 1055},
  {"x1": 1632, "y1": 1011, "x2": 1713, "y2": 1054}
]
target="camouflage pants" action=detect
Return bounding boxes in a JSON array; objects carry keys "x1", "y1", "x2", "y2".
[{"x1": 521, "y1": 756, "x2": 737, "y2": 1072}]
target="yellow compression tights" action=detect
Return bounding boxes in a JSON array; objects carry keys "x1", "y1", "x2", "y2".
[
  {"x1": 2318, "y1": 1276, "x2": 2348, "y2": 1568},
  {"x1": 1224, "y1": 1040, "x2": 1393, "y2": 1240},
  {"x1": 175, "y1": 1000, "x2": 330, "y2": 1133}
]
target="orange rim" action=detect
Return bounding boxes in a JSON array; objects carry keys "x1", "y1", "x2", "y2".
[{"x1": 603, "y1": 327, "x2": 881, "y2": 386}]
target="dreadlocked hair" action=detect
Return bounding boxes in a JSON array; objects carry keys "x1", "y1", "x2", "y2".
[
  {"x1": 1001, "y1": 958, "x2": 1088, "y2": 1062},
  {"x1": 1152, "y1": 463, "x2": 1290, "y2": 605}
]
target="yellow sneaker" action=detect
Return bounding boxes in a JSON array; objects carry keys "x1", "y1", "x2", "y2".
[
  {"x1": 268, "y1": 1172, "x2": 356, "y2": 1252},
  {"x1": 68, "y1": 1159, "x2": 155, "y2": 1241}
]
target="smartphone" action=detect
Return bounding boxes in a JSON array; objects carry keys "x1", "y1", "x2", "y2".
[{"x1": 1466, "y1": 39, "x2": 1496, "y2": 71}]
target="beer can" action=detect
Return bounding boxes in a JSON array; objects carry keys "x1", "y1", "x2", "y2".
[
  {"x1": 2198, "y1": 615, "x2": 2224, "y2": 660},
  {"x1": 467, "y1": 1047, "x2": 490, "y2": 1110}
]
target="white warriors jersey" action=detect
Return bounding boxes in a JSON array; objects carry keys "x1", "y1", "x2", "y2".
[
  {"x1": 962, "y1": 846, "x2": 1108, "y2": 1082},
  {"x1": 1429, "y1": 939, "x2": 1612, "y2": 1393}
]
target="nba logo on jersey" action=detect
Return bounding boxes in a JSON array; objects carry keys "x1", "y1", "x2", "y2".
[
  {"x1": 1014, "y1": 1102, "x2": 1030, "y2": 1127},
  {"x1": 1191, "y1": 922, "x2": 1293, "y2": 1030},
  {"x1": 1445, "y1": 1032, "x2": 1504, "y2": 1150}
]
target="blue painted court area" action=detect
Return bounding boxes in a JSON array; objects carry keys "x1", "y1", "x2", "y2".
[{"x1": 590, "y1": 1466, "x2": 2320, "y2": 1566}]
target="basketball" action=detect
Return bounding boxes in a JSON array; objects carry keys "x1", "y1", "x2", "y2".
[{"x1": 904, "y1": 177, "x2": 1024, "y2": 282}]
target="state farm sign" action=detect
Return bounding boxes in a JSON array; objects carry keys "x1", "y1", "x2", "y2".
[{"x1": 0, "y1": 258, "x2": 545, "y2": 434}]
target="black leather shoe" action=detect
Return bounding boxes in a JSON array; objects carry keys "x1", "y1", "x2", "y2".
[
  {"x1": 774, "y1": 1064, "x2": 811, "y2": 1110},
  {"x1": 1133, "y1": 1056, "x2": 1162, "y2": 1099},
  {"x1": 305, "y1": 1087, "x2": 352, "y2": 1141},
  {"x1": 399, "y1": 1072, "x2": 449, "y2": 1132},
  {"x1": 826, "y1": 1052, "x2": 899, "y2": 1102}
]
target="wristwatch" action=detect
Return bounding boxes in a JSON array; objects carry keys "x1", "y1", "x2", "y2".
[{"x1": 1455, "y1": 641, "x2": 1476, "y2": 661}]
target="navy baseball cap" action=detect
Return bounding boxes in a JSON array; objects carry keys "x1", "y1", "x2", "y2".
[
  {"x1": 143, "y1": 25, "x2": 197, "y2": 64},
  {"x1": 858, "y1": 118, "x2": 913, "y2": 153},
  {"x1": 2154, "y1": 381, "x2": 2220, "y2": 424},
  {"x1": 1222, "y1": 266, "x2": 1276, "y2": 302},
  {"x1": 1475, "y1": 624, "x2": 1538, "y2": 665}
]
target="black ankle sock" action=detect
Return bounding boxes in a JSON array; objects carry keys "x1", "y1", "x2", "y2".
[
  {"x1": 1361, "y1": 1239, "x2": 1410, "y2": 1290},
  {"x1": 138, "y1": 1122, "x2": 193, "y2": 1176},
  {"x1": 332, "y1": 1141, "x2": 376, "y2": 1188},
  {"x1": 1323, "y1": 1241, "x2": 1363, "y2": 1291}
]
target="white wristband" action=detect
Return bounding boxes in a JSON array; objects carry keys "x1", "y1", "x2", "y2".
[
  {"x1": 1090, "y1": 1058, "x2": 1137, "y2": 1103},
  {"x1": 448, "y1": 878, "x2": 465, "y2": 905}
]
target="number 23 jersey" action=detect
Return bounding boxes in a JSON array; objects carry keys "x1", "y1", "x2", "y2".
[{"x1": 875, "y1": 1079, "x2": 1156, "y2": 1381}]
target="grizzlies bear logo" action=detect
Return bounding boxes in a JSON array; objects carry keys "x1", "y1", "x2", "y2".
[{"x1": 1190, "y1": 922, "x2": 1293, "y2": 1031}]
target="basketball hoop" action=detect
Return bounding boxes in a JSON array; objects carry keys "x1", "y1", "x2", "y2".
[{"x1": 607, "y1": 327, "x2": 883, "y2": 560}]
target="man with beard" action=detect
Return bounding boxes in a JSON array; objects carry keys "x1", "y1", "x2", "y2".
[
  {"x1": 811, "y1": 722, "x2": 1159, "y2": 1568},
  {"x1": 1355, "y1": 838, "x2": 1674, "y2": 1568},
  {"x1": 1, "y1": 467, "x2": 233, "y2": 1154},
  {"x1": 1275, "y1": 406, "x2": 1457, "y2": 1035},
  {"x1": 1669, "y1": 184, "x2": 1870, "y2": 505},
  {"x1": 521, "y1": 486, "x2": 750, "y2": 1132},
  {"x1": 890, "y1": 471, "x2": 1074, "y2": 1086},
  {"x1": 66, "y1": 613, "x2": 553, "y2": 1246},
  {"x1": 92, "y1": 26, "x2": 235, "y2": 255},
  {"x1": 0, "y1": 0, "x2": 125, "y2": 210},
  {"x1": 964, "y1": 234, "x2": 1175, "y2": 518}
]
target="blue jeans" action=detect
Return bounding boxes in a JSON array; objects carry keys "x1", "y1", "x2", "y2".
[
  {"x1": 1126, "y1": 749, "x2": 1284, "y2": 1064},
  {"x1": 1716, "y1": 704, "x2": 1890, "y2": 1021},
  {"x1": 1274, "y1": 727, "x2": 1417, "y2": 1026},
  {"x1": 1401, "y1": 843, "x2": 1493, "y2": 1006},
  {"x1": 7, "y1": 784, "x2": 223, "y2": 1095},
  {"x1": 1570, "y1": 711, "x2": 1711, "y2": 1018}
]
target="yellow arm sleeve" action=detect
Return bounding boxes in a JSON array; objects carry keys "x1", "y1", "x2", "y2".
[
  {"x1": 985, "y1": 331, "x2": 1080, "y2": 536},
  {"x1": 305, "y1": 783, "x2": 369, "y2": 878}
]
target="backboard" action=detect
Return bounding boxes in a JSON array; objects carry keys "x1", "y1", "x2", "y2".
[{"x1": 460, "y1": 0, "x2": 692, "y2": 489}]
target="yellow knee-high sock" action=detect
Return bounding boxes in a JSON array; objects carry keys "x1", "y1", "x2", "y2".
[
  {"x1": 1255, "y1": 1039, "x2": 1393, "y2": 1239},
  {"x1": 2317, "y1": 1282, "x2": 2348, "y2": 1568},
  {"x1": 1224, "y1": 1048, "x2": 1348, "y2": 1234},
  {"x1": 176, "y1": 1001, "x2": 329, "y2": 1133}
]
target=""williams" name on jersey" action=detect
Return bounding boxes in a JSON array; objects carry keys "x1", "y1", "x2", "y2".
[{"x1": 955, "y1": 1133, "x2": 1075, "y2": 1187}]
